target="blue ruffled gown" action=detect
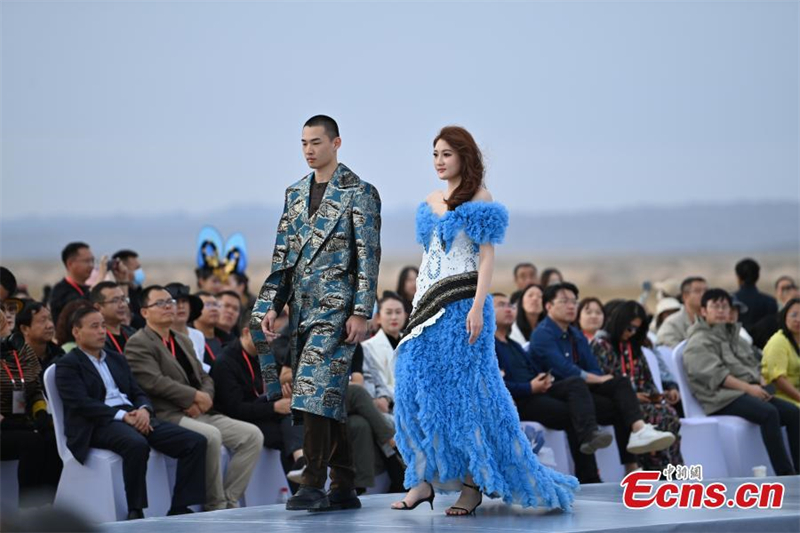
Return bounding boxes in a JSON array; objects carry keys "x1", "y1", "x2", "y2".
[{"x1": 394, "y1": 200, "x2": 579, "y2": 510}]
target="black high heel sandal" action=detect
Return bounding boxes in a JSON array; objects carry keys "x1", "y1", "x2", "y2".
[
  {"x1": 391, "y1": 482, "x2": 435, "y2": 511},
  {"x1": 445, "y1": 482, "x2": 482, "y2": 516}
]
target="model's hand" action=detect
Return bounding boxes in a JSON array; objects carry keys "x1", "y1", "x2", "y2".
[
  {"x1": 466, "y1": 305, "x2": 483, "y2": 345},
  {"x1": 261, "y1": 310, "x2": 279, "y2": 342},
  {"x1": 345, "y1": 315, "x2": 368, "y2": 344}
]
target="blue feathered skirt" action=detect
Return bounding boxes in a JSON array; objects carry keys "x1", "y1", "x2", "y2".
[{"x1": 394, "y1": 297, "x2": 579, "y2": 510}]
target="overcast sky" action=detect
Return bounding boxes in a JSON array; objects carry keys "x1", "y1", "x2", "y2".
[{"x1": 2, "y1": 0, "x2": 798, "y2": 220}]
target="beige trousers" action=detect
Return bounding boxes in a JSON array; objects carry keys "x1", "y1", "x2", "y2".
[{"x1": 178, "y1": 413, "x2": 263, "y2": 510}]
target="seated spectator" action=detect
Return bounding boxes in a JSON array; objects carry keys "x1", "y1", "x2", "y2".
[
  {"x1": 360, "y1": 292, "x2": 405, "y2": 403},
  {"x1": 657, "y1": 276, "x2": 707, "y2": 348},
  {"x1": 216, "y1": 290, "x2": 242, "y2": 345},
  {"x1": 1, "y1": 289, "x2": 61, "y2": 507},
  {"x1": 192, "y1": 292, "x2": 223, "y2": 368},
  {"x1": 195, "y1": 267, "x2": 224, "y2": 295},
  {"x1": 510, "y1": 262, "x2": 538, "y2": 303},
  {"x1": 16, "y1": 302, "x2": 64, "y2": 375},
  {"x1": 734, "y1": 258, "x2": 778, "y2": 332},
  {"x1": 761, "y1": 298, "x2": 800, "y2": 407},
  {"x1": 494, "y1": 293, "x2": 610, "y2": 484},
  {"x1": 164, "y1": 283, "x2": 208, "y2": 372},
  {"x1": 49, "y1": 242, "x2": 94, "y2": 325},
  {"x1": 0, "y1": 267, "x2": 22, "y2": 336},
  {"x1": 650, "y1": 297, "x2": 681, "y2": 342},
  {"x1": 54, "y1": 299, "x2": 96, "y2": 352},
  {"x1": 395, "y1": 266, "x2": 418, "y2": 320},
  {"x1": 577, "y1": 297, "x2": 604, "y2": 342},
  {"x1": 539, "y1": 267, "x2": 563, "y2": 288},
  {"x1": 510, "y1": 284, "x2": 544, "y2": 346},
  {"x1": 751, "y1": 277, "x2": 799, "y2": 349},
  {"x1": 56, "y1": 307, "x2": 206, "y2": 519},
  {"x1": 211, "y1": 310, "x2": 304, "y2": 474},
  {"x1": 124, "y1": 286, "x2": 263, "y2": 510},
  {"x1": 90, "y1": 282, "x2": 136, "y2": 353},
  {"x1": 590, "y1": 301, "x2": 683, "y2": 471},
  {"x1": 530, "y1": 282, "x2": 675, "y2": 474},
  {"x1": 227, "y1": 272, "x2": 256, "y2": 328},
  {"x1": 683, "y1": 288, "x2": 798, "y2": 476},
  {"x1": 112, "y1": 249, "x2": 146, "y2": 329}
]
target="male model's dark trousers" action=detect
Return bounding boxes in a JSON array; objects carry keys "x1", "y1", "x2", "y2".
[
  {"x1": 301, "y1": 411, "x2": 355, "y2": 489},
  {"x1": 90, "y1": 416, "x2": 207, "y2": 511}
]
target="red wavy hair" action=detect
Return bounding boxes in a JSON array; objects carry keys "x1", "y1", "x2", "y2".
[{"x1": 434, "y1": 126, "x2": 485, "y2": 210}]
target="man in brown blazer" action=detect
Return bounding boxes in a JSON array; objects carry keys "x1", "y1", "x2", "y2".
[{"x1": 125, "y1": 286, "x2": 263, "y2": 511}]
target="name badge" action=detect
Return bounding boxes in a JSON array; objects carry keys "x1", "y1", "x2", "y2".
[{"x1": 12, "y1": 389, "x2": 26, "y2": 415}]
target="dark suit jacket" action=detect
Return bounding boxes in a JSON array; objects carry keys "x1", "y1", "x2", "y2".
[
  {"x1": 124, "y1": 327, "x2": 214, "y2": 423},
  {"x1": 55, "y1": 347, "x2": 152, "y2": 464}
]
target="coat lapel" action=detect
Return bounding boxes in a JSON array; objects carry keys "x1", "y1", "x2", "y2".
[
  {"x1": 304, "y1": 163, "x2": 357, "y2": 259},
  {"x1": 143, "y1": 328, "x2": 191, "y2": 384},
  {"x1": 75, "y1": 350, "x2": 106, "y2": 396}
]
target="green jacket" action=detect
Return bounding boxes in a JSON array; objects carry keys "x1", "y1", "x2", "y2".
[{"x1": 683, "y1": 318, "x2": 761, "y2": 415}]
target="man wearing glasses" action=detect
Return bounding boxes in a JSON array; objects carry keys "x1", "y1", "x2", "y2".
[
  {"x1": 90, "y1": 282, "x2": 137, "y2": 353},
  {"x1": 124, "y1": 286, "x2": 263, "y2": 511}
]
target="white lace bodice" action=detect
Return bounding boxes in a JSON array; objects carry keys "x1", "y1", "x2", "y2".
[{"x1": 413, "y1": 229, "x2": 478, "y2": 308}]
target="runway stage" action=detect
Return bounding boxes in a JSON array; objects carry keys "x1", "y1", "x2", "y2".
[{"x1": 103, "y1": 476, "x2": 800, "y2": 533}]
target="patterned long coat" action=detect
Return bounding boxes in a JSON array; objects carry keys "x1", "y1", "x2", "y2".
[{"x1": 250, "y1": 163, "x2": 381, "y2": 421}]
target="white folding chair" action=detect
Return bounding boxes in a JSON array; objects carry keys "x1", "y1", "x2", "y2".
[
  {"x1": 0, "y1": 460, "x2": 20, "y2": 514},
  {"x1": 642, "y1": 348, "x2": 663, "y2": 393},
  {"x1": 520, "y1": 421, "x2": 574, "y2": 476},
  {"x1": 241, "y1": 447, "x2": 290, "y2": 506},
  {"x1": 44, "y1": 365, "x2": 172, "y2": 522},
  {"x1": 672, "y1": 341, "x2": 773, "y2": 477}
]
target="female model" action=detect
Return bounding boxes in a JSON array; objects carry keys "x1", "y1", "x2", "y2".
[{"x1": 391, "y1": 126, "x2": 578, "y2": 516}]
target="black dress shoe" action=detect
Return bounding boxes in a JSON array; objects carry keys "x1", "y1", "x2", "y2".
[
  {"x1": 323, "y1": 488, "x2": 361, "y2": 511},
  {"x1": 167, "y1": 506, "x2": 194, "y2": 516},
  {"x1": 126, "y1": 509, "x2": 145, "y2": 520},
  {"x1": 286, "y1": 486, "x2": 329, "y2": 511}
]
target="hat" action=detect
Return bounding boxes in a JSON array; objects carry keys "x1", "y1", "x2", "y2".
[
  {"x1": 164, "y1": 283, "x2": 204, "y2": 322},
  {"x1": 731, "y1": 296, "x2": 749, "y2": 315},
  {"x1": 655, "y1": 297, "x2": 681, "y2": 316}
]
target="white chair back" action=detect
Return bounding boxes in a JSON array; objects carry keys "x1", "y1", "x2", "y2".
[
  {"x1": 670, "y1": 341, "x2": 707, "y2": 418},
  {"x1": 43, "y1": 365, "x2": 74, "y2": 461},
  {"x1": 641, "y1": 348, "x2": 663, "y2": 392}
]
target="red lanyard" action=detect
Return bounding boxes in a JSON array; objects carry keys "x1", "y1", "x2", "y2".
[
  {"x1": 241, "y1": 350, "x2": 263, "y2": 397},
  {"x1": 106, "y1": 329, "x2": 128, "y2": 353},
  {"x1": 64, "y1": 277, "x2": 85, "y2": 296},
  {"x1": 163, "y1": 335, "x2": 176, "y2": 357},
  {"x1": 204, "y1": 341, "x2": 217, "y2": 362},
  {"x1": 2, "y1": 351, "x2": 25, "y2": 388},
  {"x1": 619, "y1": 342, "x2": 635, "y2": 378}
]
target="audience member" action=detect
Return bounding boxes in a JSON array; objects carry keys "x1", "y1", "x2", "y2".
[
  {"x1": 577, "y1": 297, "x2": 604, "y2": 342},
  {"x1": 164, "y1": 283, "x2": 208, "y2": 371},
  {"x1": 192, "y1": 292, "x2": 223, "y2": 368},
  {"x1": 112, "y1": 250, "x2": 146, "y2": 329},
  {"x1": 124, "y1": 286, "x2": 263, "y2": 510},
  {"x1": 1, "y1": 267, "x2": 18, "y2": 302},
  {"x1": 539, "y1": 268, "x2": 563, "y2": 288},
  {"x1": 683, "y1": 288, "x2": 798, "y2": 475},
  {"x1": 56, "y1": 307, "x2": 206, "y2": 519},
  {"x1": 510, "y1": 284, "x2": 544, "y2": 346},
  {"x1": 751, "y1": 277, "x2": 799, "y2": 349},
  {"x1": 195, "y1": 267, "x2": 224, "y2": 295},
  {"x1": 493, "y1": 293, "x2": 610, "y2": 484},
  {"x1": 211, "y1": 311, "x2": 304, "y2": 474},
  {"x1": 361, "y1": 292, "x2": 405, "y2": 402},
  {"x1": 510, "y1": 263, "x2": 538, "y2": 303},
  {"x1": 657, "y1": 276, "x2": 707, "y2": 348},
  {"x1": 49, "y1": 242, "x2": 94, "y2": 325},
  {"x1": 395, "y1": 266, "x2": 418, "y2": 318},
  {"x1": 1, "y1": 295, "x2": 61, "y2": 507},
  {"x1": 217, "y1": 290, "x2": 242, "y2": 344},
  {"x1": 734, "y1": 258, "x2": 778, "y2": 330},
  {"x1": 530, "y1": 282, "x2": 675, "y2": 474},
  {"x1": 761, "y1": 298, "x2": 800, "y2": 407},
  {"x1": 590, "y1": 301, "x2": 683, "y2": 471},
  {"x1": 227, "y1": 272, "x2": 256, "y2": 329},
  {"x1": 16, "y1": 303, "x2": 64, "y2": 374},
  {"x1": 90, "y1": 282, "x2": 136, "y2": 354},
  {"x1": 650, "y1": 297, "x2": 681, "y2": 340},
  {"x1": 54, "y1": 300, "x2": 96, "y2": 352}
]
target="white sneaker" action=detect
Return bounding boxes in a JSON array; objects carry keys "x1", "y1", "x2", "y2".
[{"x1": 626, "y1": 424, "x2": 675, "y2": 454}]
